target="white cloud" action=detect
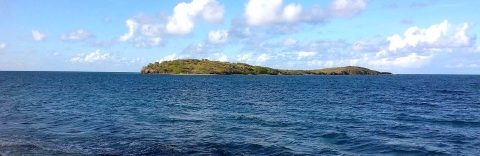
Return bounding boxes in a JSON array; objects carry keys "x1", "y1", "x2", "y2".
[
  {"x1": 244, "y1": 0, "x2": 368, "y2": 26},
  {"x1": 468, "y1": 64, "x2": 479, "y2": 68},
  {"x1": 69, "y1": 50, "x2": 114, "y2": 63},
  {"x1": 297, "y1": 51, "x2": 316, "y2": 59},
  {"x1": 283, "y1": 3, "x2": 303, "y2": 22},
  {"x1": 244, "y1": 0, "x2": 302, "y2": 26},
  {"x1": 236, "y1": 53, "x2": 253, "y2": 62},
  {"x1": 122, "y1": 57, "x2": 146, "y2": 65},
  {"x1": 60, "y1": 29, "x2": 93, "y2": 41},
  {"x1": 0, "y1": 43, "x2": 6, "y2": 49},
  {"x1": 117, "y1": 18, "x2": 165, "y2": 48},
  {"x1": 155, "y1": 53, "x2": 191, "y2": 63},
  {"x1": 166, "y1": 0, "x2": 224, "y2": 35},
  {"x1": 256, "y1": 53, "x2": 270, "y2": 63},
  {"x1": 387, "y1": 20, "x2": 448, "y2": 51},
  {"x1": 448, "y1": 63, "x2": 464, "y2": 68},
  {"x1": 214, "y1": 53, "x2": 228, "y2": 62},
  {"x1": 282, "y1": 38, "x2": 297, "y2": 46},
  {"x1": 387, "y1": 20, "x2": 474, "y2": 51},
  {"x1": 351, "y1": 39, "x2": 387, "y2": 52},
  {"x1": 140, "y1": 24, "x2": 164, "y2": 37},
  {"x1": 328, "y1": 0, "x2": 368, "y2": 17},
  {"x1": 161, "y1": 53, "x2": 178, "y2": 62},
  {"x1": 31, "y1": 30, "x2": 47, "y2": 41},
  {"x1": 149, "y1": 37, "x2": 162, "y2": 46},
  {"x1": 324, "y1": 60, "x2": 335, "y2": 67},
  {"x1": 119, "y1": 19, "x2": 138, "y2": 42},
  {"x1": 268, "y1": 39, "x2": 347, "y2": 55},
  {"x1": 446, "y1": 63, "x2": 480, "y2": 68},
  {"x1": 452, "y1": 23, "x2": 473, "y2": 47},
  {"x1": 52, "y1": 52, "x2": 60, "y2": 56},
  {"x1": 473, "y1": 46, "x2": 480, "y2": 53},
  {"x1": 200, "y1": 0, "x2": 225, "y2": 23},
  {"x1": 207, "y1": 29, "x2": 228, "y2": 44},
  {"x1": 134, "y1": 37, "x2": 163, "y2": 48},
  {"x1": 369, "y1": 53, "x2": 431, "y2": 68},
  {"x1": 118, "y1": 0, "x2": 224, "y2": 48},
  {"x1": 183, "y1": 43, "x2": 210, "y2": 54},
  {"x1": 291, "y1": 39, "x2": 349, "y2": 52},
  {"x1": 307, "y1": 60, "x2": 322, "y2": 66},
  {"x1": 365, "y1": 20, "x2": 477, "y2": 70}
]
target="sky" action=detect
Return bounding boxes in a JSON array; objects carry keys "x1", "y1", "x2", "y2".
[{"x1": 0, "y1": 0, "x2": 479, "y2": 74}]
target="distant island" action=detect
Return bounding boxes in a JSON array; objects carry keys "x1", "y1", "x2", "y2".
[{"x1": 141, "y1": 59, "x2": 392, "y2": 75}]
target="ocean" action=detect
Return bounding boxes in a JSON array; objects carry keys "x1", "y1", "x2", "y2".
[{"x1": 0, "y1": 71, "x2": 479, "y2": 155}]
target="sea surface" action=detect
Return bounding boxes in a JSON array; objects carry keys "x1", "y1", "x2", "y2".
[{"x1": 0, "y1": 72, "x2": 479, "y2": 155}]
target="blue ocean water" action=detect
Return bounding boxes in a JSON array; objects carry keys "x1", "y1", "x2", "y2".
[{"x1": 0, "y1": 72, "x2": 479, "y2": 155}]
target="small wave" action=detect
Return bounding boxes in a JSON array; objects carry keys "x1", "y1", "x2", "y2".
[
  {"x1": 93, "y1": 142, "x2": 296, "y2": 156},
  {"x1": 381, "y1": 141, "x2": 448, "y2": 155},
  {"x1": 434, "y1": 89, "x2": 467, "y2": 94},
  {"x1": 199, "y1": 142, "x2": 295, "y2": 155},
  {"x1": 0, "y1": 141, "x2": 74, "y2": 156},
  {"x1": 320, "y1": 131, "x2": 348, "y2": 139}
]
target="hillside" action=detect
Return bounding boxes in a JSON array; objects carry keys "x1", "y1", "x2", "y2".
[{"x1": 140, "y1": 59, "x2": 392, "y2": 75}]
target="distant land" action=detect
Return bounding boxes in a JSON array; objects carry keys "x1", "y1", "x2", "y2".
[{"x1": 141, "y1": 59, "x2": 392, "y2": 75}]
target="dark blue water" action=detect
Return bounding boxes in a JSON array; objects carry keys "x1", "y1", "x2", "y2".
[{"x1": 1, "y1": 72, "x2": 479, "y2": 155}]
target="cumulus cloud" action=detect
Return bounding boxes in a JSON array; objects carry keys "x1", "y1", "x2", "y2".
[
  {"x1": 243, "y1": 0, "x2": 369, "y2": 26},
  {"x1": 119, "y1": 19, "x2": 138, "y2": 42},
  {"x1": 155, "y1": 53, "x2": 192, "y2": 63},
  {"x1": 244, "y1": 0, "x2": 302, "y2": 26},
  {"x1": 134, "y1": 37, "x2": 163, "y2": 48},
  {"x1": 31, "y1": 30, "x2": 47, "y2": 41},
  {"x1": 117, "y1": 0, "x2": 224, "y2": 48},
  {"x1": 214, "y1": 53, "x2": 228, "y2": 62},
  {"x1": 0, "y1": 43, "x2": 6, "y2": 49},
  {"x1": 165, "y1": 0, "x2": 224, "y2": 35},
  {"x1": 256, "y1": 53, "x2": 271, "y2": 63},
  {"x1": 118, "y1": 18, "x2": 165, "y2": 48},
  {"x1": 207, "y1": 29, "x2": 228, "y2": 44},
  {"x1": 236, "y1": 53, "x2": 253, "y2": 62},
  {"x1": 60, "y1": 29, "x2": 93, "y2": 41},
  {"x1": 366, "y1": 20, "x2": 477, "y2": 70},
  {"x1": 118, "y1": 57, "x2": 146, "y2": 65},
  {"x1": 69, "y1": 50, "x2": 114, "y2": 63},
  {"x1": 182, "y1": 43, "x2": 211, "y2": 54},
  {"x1": 157, "y1": 54, "x2": 177, "y2": 63},
  {"x1": 307, "y1": 59, "x2": 322, "y2": 66},
  {"x1": 369, "y1": 53, "x2": 432, "y2": 68},
  {"x1": 140, "y1": 24, "x2": 165, "y2": 37},
  {"x1": 226, "y1": 20, "x2": 476, "y2": 71},
  {"x1": 235, "y1": 53, "x2": 274, "y2": 65},
  {"x1": 328, "y1": 0, "x2": 368, "y2": 17},
  {"x1": 297, "y1": 51, "x2": 316, "y2": 59},
  {"x1": 387, "y1": 20, "x2": 475, "y2": 51}
]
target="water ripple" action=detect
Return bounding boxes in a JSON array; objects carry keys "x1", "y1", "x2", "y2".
[{"x1": 0, "y1": 72, "x2": 479, "y2": 155}]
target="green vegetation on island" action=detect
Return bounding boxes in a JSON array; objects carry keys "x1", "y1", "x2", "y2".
[{"x1": 141, "y1": 59, "x2": 392, "y2": 75}]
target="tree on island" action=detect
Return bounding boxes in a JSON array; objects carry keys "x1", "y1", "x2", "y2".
[{"x1": 140, "y1": 59, "x2": 392, "y2": 75}]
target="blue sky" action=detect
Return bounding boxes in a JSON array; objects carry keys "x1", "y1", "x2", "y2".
[{"x1": 0, "y1": 0, "x2": 479, "y2": 74}]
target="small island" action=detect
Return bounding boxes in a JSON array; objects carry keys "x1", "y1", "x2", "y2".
[{"x1": 141, "y1": 59, "x2": 392, "y2": 75}]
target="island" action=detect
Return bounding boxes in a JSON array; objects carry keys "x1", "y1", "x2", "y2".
[{"x1": 141, "y1": 59, "x2": 392, "y2": 75}]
